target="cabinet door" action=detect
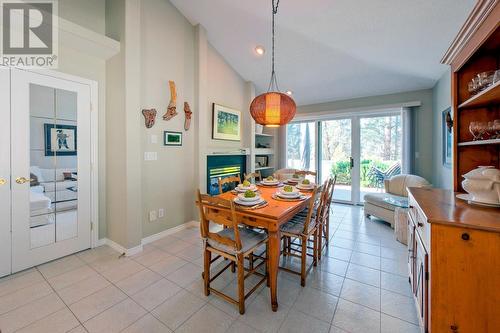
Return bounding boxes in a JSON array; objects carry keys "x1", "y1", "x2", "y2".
[
  {"x1": 407, "y1": 215, "x2": 416, "y2": 293},
  {"x1": 414, "y1": 232, "x2": 428, "y2": 331}
]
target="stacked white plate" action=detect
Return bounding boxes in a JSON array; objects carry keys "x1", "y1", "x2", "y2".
[
  {"x1": 235, "y1": 183, "x2": 258, "y2": 192},
  {"x1": 261, "y1": 178, "x2": 280, "y2": 186},
  {"x1": 277, "y1": 187, "x2": 300, "y2": 199},
  {"x1": 296, "y1": 182, "x2": 314, "y2": 190},
  {"x1": 234, "y1": 193, "x2": 265, "y2": 206}
]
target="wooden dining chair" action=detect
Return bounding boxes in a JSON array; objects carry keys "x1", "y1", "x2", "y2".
[
  {"x1": 196, "y1": 190, "x2": 269, "y2": 314},
  {"x1": 274, "y1": 168, "x2": 297, "y2": 181},
  {"x1": 218, "y1": 175, "x2": 241, "y2": 194},
  {"x1": 296, "y1": 170, "x2": 318, "y2": 182},
  {"x1": 244, "y1": 171, "x2": 262, "y2": 182},
  {"x1": 322, "y1": 176, "x2": 336, "y2": 249},
  {"x1": 279, "y1": 185, "x2": 324, "y2": 286},
  {"x1": 317, "y1": 176, "x2": 336, "y2": 260}
]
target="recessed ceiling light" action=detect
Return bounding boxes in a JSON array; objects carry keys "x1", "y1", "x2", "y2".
[
  {"x1": 255, "y1": 45, "x2": 265, "y2": 56},
  {"x1": 285, "y1": 90, "x2": 293, "y2": 96}
]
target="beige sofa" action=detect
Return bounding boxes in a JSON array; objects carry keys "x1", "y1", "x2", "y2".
[{"x1": 364, "y1": 174, "x2": 430, "y2": 227}]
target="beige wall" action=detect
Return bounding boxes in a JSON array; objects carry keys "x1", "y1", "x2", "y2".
[
  {"x1": 140, "y1": 0, "x2": 196, "y2": 238},
  {"x1": 59, "y1": 0, "x2": 106, "y2": 34}
]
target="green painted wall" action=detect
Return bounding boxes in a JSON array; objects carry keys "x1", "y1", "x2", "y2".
[
  {"x1": 431, "y1": 69, "x2": 452, "y2": 189},
  {"x1": 297, "y1": 89, "x2": 434, "y2": 183}
]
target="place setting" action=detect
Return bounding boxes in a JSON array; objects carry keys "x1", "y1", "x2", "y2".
[
  {"x1": 233, "y1": 189, "x2": 269, "y2": 210},
  {"x1": 258, "y1": 175, "x2": 283, "y2": 187},
  {"x1": 271, "y1": 185, "x2": 307, "y2": 202},
  {"x1": 231, "y1": 179, "x2": 259, "y2": 194},
  {"x1": 295, "y1": 179, "x2": 315, "y2": 191}
]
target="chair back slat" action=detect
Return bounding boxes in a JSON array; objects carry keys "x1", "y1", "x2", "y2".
[
  {"x1": 197, "y1": 190, "x2": 242, "y2": 251},
  {"x1": 244, "y1": 171, "x2": 262, "y2": 182},
  {"x1": 296, "y1": 170, "x2": 318, "y2": 183},
  {"x1": 302, "y1": 185, "x2": 322, "y2": 234},
  {"x1": 218, "y1": 175, "x2": 241, "y2": 194}
]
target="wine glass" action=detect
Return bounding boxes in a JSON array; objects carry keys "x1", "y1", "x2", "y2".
[{"x1": 469, "y1": 122, "x2": 479, "y2": 140}]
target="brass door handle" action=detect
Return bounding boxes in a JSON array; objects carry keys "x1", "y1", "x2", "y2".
[
  {"x1": 0, "y1": 178, "x2": 6, "y2": 186},
  {"x1": 15, "y1": 177, "x2": 32, "y2": 184}
]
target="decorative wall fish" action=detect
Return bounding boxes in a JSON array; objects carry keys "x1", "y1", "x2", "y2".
[
  {"x1": 163, "y1": 80, "x2": 178, "y2": 121},
  {"x1": 184, "y1": 102, "x2": 192, "y2": 131}
]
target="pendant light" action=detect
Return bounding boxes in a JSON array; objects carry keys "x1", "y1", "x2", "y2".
[{"x1": 250, "y1": 0, "x2": 296, "y2": 127}]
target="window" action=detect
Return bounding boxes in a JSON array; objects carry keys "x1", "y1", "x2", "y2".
[{"x1": 286, "y1": 122, "x2": 316, "y2": 171}]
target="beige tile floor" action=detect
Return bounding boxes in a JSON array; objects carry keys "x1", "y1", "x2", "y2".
[{"x1": 0, "y1": 205, "x2": 420, "y2": 333}]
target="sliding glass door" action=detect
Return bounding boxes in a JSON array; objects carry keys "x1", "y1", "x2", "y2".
[
  {"x1": 359, "y1": 115, "x2": 402, "y2": 202},
  {"x1": 320, "y1": 119, "x2": 354, "y2": 202},
  {"x1": 285, "y1": 111, "x2": 404, "y2": 205},
  {"x1": 286, "y1": 122, "x2": 316, "y2": 172}
]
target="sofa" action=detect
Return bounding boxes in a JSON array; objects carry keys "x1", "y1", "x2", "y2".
[{"x1": 364, "y1": 174, "x2": 430, "y2": 227}]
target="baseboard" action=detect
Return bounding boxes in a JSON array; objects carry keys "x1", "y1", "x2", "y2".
[
  {"x1": 141, "y1": 220, "x2": 199, "y2": 245},
  {"x1": 96, "y1": 220, "x2": 199, "y2": 256},
  {"x1": 96, "y1": 238, "x2": 143, "y2": 257}
]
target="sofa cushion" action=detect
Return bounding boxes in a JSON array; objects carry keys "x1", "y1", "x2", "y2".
[
  {"x1": 364, "y1": 192, "x2": 405, "y2": 211},
  {"x1": 384, "y1": 174, "x2": 430, "y2": 197}
]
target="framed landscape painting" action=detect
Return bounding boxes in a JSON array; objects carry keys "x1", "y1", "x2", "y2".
[{"x1": 212, "y1": 103, "x2": 241, "y2": 141}]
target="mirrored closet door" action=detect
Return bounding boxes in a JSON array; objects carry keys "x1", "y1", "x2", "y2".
[{"x1": 9, "y1": 68, "x2": 92, "y2": 273}]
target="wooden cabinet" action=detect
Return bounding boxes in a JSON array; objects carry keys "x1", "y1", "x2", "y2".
[
  {"x1": 441, "y1": 0, "x2": 500, "y2": 192},
  {"x1": 408, "y1": 188, "x2": 500, "y2": 333}
]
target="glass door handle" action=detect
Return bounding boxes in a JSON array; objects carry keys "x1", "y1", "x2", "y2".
[
  {"x1": 15, "y1": 177, "x2": 33, "y2": 184},
  {"x1": 350, "y1": 157, "x2": 354, "y2": 169},
  {"x1": 0, "y1": 178, "x2": 6, "y2": 186}
]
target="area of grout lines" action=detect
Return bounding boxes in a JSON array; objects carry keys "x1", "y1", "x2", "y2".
[{"x1": 0, "y1": 204, "x2": 418, "y2": 333}]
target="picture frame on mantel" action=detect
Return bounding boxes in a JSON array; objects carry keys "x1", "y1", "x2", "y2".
[
  {"x1": 442, "y1": 107, "x2": 452, "y2": 167},
  {"x1": 212, "y1": 103, "x2": 241, "y2": 141}
]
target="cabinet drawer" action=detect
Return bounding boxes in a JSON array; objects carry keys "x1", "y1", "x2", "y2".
[{"x1": 408, "y1": 195, "x2": 430, "y2": 249}]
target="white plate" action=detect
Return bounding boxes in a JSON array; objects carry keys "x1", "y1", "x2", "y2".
[
  {"x1": 235, "y1": 184, "x2": 257, "y2": 192},
  {"x1": 261, "y1": 180, "x2": 279, "y2": 186},
  {"x1": 234, "y1": 197, "x2": 265, "y2": 206},
  {"x1": 456, "y1": 193, "x2": 500, "y2": 207},
  {"x1": 278, "y1": 189, "x2": 300, "y2": 198},
  {"x1": 285, "y1": 179, "x2": 300, "y2": 184},
  {"x1": 237, "y1": 193, "x2": 261, "y2": 202},
  {"x1": 297, "y1": 183, "x2": 314, "y2": 190}
]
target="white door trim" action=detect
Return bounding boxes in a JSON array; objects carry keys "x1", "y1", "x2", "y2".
[{"x1": 12, "y1": 68, "x2": 99, "y2": 249}]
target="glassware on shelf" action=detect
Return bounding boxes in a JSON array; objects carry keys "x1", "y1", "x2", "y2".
[
  {"x1": 492, "y1": 120, "x2": 500, "y2": 139},
  {"x1": 468, "y1": 70, "x2": 499, "y2": 96}
]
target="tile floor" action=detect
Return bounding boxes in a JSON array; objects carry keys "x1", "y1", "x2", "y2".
[{"x1": 0, "y1": 205, "x2": 420, "y2": 333}]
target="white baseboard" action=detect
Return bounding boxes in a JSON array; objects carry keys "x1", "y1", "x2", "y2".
[
  {"x1": 141, "y1": 220, "x2": 199, "y2": 245},
  {"x1": 96, "y1": 220, "x2": 199, "y2": 256}
]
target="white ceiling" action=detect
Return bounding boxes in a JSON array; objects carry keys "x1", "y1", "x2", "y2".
[{"x1": 171, "y1": 0, "x2": 476, "y2": 106}]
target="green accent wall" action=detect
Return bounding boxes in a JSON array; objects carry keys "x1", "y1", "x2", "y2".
[{"x1": 431, "y1": 69, "x2": 453, "y2": 189}]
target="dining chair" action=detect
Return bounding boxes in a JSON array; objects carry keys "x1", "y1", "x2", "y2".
[
  {"x1": 196, "y1": 190, "x2": 269, "y2": 314},
  {"x1": 295, "y1": 170, "x2": 318, "y2": 183},
  {"x1": 279, "y1": 185, "x2": 324, "y2": 286},
  {"x1": 218, "y1": 175, "x2": 241, "y2": 194},
  {"x1": 274, "y1": 168, "x2": 297, "y2": 181},
  {"x1": 317, "y1": 176, "x2": 336, "y2": 260},
  {"x1": 244, "y1": 171, "x2": 262, "y2": 182}
]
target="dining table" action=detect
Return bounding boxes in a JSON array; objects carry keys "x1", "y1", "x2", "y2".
[{"x1": 214, "y1": 184, "x2": 312, "y2": 312}]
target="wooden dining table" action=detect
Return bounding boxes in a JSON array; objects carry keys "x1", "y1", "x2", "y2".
[{"x1": 215, "y1": 184, "x2": 312, "y2": 312}]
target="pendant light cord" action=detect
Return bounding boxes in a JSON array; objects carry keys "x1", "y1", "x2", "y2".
[{"x1": 268, "y1": 0, "x2": 280, "y2": 92}]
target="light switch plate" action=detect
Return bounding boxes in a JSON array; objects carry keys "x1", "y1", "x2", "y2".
[
  {"x1": 158, "y1": 208, "x2": 165, "y2": 218},
  {"x1": 149, "y1": 210, "x2": 157, "y2": 222},
  {"x1": 144, "y1": 152, "x2": 158, "y2": 161},
  {"x1": 151, "y1": 135, "x2": 158, "y2": 144}
]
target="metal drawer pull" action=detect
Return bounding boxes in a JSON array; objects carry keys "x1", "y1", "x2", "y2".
[{"x1": 461, "y1": 233, "x2": 470, "y2": 241}]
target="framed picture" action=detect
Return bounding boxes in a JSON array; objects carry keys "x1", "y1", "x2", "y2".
[
  {"x1": 212, "y1": 103, "x2": 241, "y2": 141},
  {"x1": 164, "y1": 131, "x2": 182, "y2": 146},
  {"x1": 442, "y1": 108, "x2": 452, "y2": 166},
  {"x1": 255, "y1": 156, "x2": 268, "y2": 168},
  {"x1": 44, "y1": 124, "x2": 77, "y2": 156}
]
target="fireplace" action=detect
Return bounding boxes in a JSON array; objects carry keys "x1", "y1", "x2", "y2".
[{"x1": 207, "y1": 155, "x2": 246, "y2": 195}]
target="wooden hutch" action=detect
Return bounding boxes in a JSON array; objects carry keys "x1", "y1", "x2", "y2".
[{"x1": 406, "y1": 1, "x2": 500, "y2": 333}]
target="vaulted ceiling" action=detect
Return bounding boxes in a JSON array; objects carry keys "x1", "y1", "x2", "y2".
[{"x1": 171, "y1": 0, "x2": 476, "y2": 106}]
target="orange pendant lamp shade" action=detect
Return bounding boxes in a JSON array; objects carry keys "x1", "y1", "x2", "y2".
[{"x1": 250, "y1": 92, "x2": 296, "y2": 127}]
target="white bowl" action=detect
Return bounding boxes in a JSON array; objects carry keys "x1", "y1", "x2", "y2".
[
  {"x1": 297, "y1": 182, "x2": 314, "y2": 190},
  {"x1": 279, "y1": 187, "x2": 300, "y2": 198},
  {"x1": 236, "y1": 184, "x2": 257, "y2": 192},
  {"x1": 262, "y1": 179, "x2": 279, "y2": 185},
  {"x1": 238, "y1": 193, "x2": 261, "y2": 202}
]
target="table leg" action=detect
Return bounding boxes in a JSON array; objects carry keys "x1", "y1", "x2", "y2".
[{"x1": 268, "y1": 230, "x2": 280, "y2": 312}]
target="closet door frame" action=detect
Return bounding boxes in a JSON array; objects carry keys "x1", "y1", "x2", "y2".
[
  {"x1": 10, "y1": 68, "x2": 99, "y2": 273},
  {"x1": 0, "y1": 68, "x2": 12, "y2": 277}
]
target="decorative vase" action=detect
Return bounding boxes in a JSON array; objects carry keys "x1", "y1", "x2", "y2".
[
  {"x1": 461, "y1": 166, "x2": 500, "y2": 205},
  {"x1": 255, "y1": 124, "x2": 264, "y2": 134}
]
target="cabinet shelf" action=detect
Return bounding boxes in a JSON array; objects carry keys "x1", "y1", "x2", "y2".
[
  {"x1": 458, "y1": 80, "x2": 500, "y2": 109},
  {"x1": 255, "y1": 133, "x2": 274, "y2": 137},
  {"x1": 458, "y1": 139, "x2": 500, "y2": 146},
  {"x1": 254, "y1": 148, "x2": 274, "y2": 155},
  {"x1": 255, "y1": 166, "x2": 274, "y2": 171}
]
